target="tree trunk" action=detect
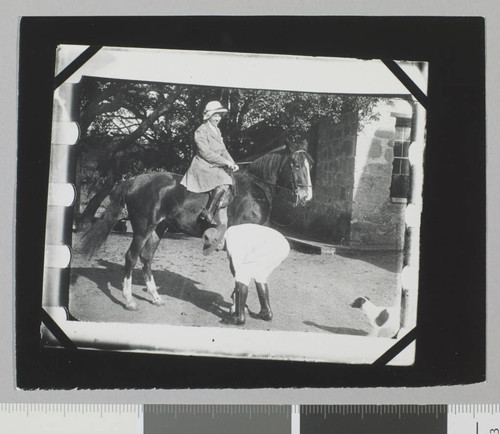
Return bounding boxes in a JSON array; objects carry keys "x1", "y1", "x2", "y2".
[
  {"x1": 77, "y1": 170, "x2": 118, "y2": 230},
  {"x1": 101, "y1": 86, "x2": 184, "y2": 169},
  {"x1": 77, "y1": 86, "x2": 185, "y2": 228}
]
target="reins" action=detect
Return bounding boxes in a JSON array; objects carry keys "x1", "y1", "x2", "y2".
[
  {"x1": 233, "y1": 148, "x2": 313, "y2": 207},
  {"x1": 243, "y1": 171, "x2": 298, "y2": 206},
  {"x1": 241, "y1": 171, "x2": 300, "y2": 227}
]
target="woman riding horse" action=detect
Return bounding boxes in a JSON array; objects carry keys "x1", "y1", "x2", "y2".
[
  {"x1": 180, "y1": 101, "x2": 239, "y2": 225},
  {"x1": 81, "y1": 124, "x2": 313, "y2": 311}
]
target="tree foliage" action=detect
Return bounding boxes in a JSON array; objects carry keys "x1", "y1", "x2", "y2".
[{"x1": 76, "y1": 76, "x2": 379, "y2": 225}]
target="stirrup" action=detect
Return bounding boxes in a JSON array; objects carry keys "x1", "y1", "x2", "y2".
[{"x1": 199, "y1": 208, "x2": 216, "y2": 224}]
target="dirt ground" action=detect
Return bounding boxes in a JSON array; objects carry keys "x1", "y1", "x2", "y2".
[{"x1": 69, "y1": 231, "x2": 403, "y2": 336}]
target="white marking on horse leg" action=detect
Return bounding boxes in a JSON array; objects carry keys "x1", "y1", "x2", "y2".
[
  {"x1": 123, "y1": 276, "x2": 138, "y2": 310},
  {"x1": 145, "y1": 274, "x2": 165, "y2": 306},
  {"x1": 305, "y1": 159, "x2": 313, "y2": 201},
  {"x1": 123, "y1": 276, "x2": 132, "y2": 299}
]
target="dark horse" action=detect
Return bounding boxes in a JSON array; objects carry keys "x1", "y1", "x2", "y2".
[{"x1": 81, "y1": 139, "x2": 313, "y2": 310}]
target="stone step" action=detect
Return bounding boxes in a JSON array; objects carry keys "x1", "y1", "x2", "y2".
[
  {"x1": 285, "y1": 235, "x2": 402, "y2": 255},
  {"x1": 285, "y1": 236, "x2": 340, "y2": 255}
]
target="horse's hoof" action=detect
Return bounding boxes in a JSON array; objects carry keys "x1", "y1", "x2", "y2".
[
  {"x1": 153, "y1": 298, "x2": 165, "y2": 306},
  {"x1": 124, "y1": 301, "x2": 138, "y2": 311}
]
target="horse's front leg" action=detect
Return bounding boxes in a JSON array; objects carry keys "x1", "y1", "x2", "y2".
[{"x1": 140, "y1": 222, "x2": 168, "y2": 306}]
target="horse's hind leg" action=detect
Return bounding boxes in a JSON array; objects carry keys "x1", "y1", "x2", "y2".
[
  {"x1": 123, "y1": 224, "x2": 155, "y2": 310},
  {"x1": 140, "y1": 221, "x2": 168, "y2": 306}
]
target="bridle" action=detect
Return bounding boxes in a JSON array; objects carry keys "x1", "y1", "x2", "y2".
[
  {"x1": 279, "y1": 149, "x2": 314, "y2": 207},
  {"x1": 241, "y1": 148, "x2": 314, "y2": 207}
]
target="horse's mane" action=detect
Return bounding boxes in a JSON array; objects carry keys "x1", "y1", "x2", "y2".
[{"x1": 246, "y1": 145, "x2": 288, "y2": 185}]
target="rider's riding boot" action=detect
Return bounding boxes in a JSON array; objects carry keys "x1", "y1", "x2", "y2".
[
  {"x1": 255, "y1": 282, "x2": 273, "y2": 321},
  {"x1": 233, "y1": 281, "x2": 249, "y2": 325},
  {"x1": 200, "y1": 185, "x2": 228, "y2": 225}
]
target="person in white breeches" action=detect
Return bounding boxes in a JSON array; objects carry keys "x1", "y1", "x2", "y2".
[{"x1": 202, "y1": 223, "x2": 290, "y2": 325}]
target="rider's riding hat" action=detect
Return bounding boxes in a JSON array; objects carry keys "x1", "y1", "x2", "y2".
[{"x1": 203, "y1": 101, "x2": 228, "y2": 121}]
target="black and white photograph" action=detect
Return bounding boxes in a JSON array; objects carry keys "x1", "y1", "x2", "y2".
[
  {"x1": 16, "y1": 16, "x2": 485, "y2": 389},
  {"x1": 40, "y1": 45, "x2": 427, "y2": 365}
]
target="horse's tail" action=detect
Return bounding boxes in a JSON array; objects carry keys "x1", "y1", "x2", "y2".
[{"x1": 80, "y1": 180, "x2": 129, "y2": 257}]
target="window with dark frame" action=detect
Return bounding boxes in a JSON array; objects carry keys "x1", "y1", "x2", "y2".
[{"x1": 390, "y1": 116, "x2": 412, "y2": 200}]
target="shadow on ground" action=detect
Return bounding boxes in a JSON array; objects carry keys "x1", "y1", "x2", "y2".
[
  {"x1": 303, "y1": 320, "x2": 367, "y2": 336},
  {"x1": 70, "y1": 259, "x2": 231, "y2": 319},
  {"x1": 336, "y1": 250, "x2": 403, "y2": 274}
]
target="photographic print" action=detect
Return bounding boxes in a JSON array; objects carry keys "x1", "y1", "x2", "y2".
[
  {"x1": 16, "y1": 16, "x2": 485, "y2": 389},
  {"x1": 41, "y1": 45, "x2": 427, "y2": 365}
]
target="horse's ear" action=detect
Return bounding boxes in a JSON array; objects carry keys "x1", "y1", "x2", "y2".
[
  {"x1": 298, "y1": 137, "x2": 309, "y2": 151},
  {"x1": 289, "y1": 130, "x2": 310, "y2": 151},
  {"x1": 283, "y1": 135, "x2": 299, "y2": 152},
  {"x1": 278, "y1": 130, "x2": 290, "y2": 149},
  {"x1": 289, "y1": 137, "x2": 309, "y2": 153},
  {"x1": 281, "y1": 130, "x2": 309, "y2": 153}
]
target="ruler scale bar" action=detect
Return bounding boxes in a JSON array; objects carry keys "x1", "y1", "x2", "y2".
[
  {"x1": 301, "y1": 405, "x2": 448, "y2": 434},
  {"x1": 0, "y1": 404, "x2": 499, "y2": 433}
]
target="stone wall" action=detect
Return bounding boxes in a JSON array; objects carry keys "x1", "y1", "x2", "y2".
[
  {"x1": 283, "y1": 99, "x2": 411, "y2": 250},
  {"x1": 283, "y1": 111, "x2": 358, "y2": 243},
  {"x1": 350, "y1": 101, "x2": 406, "y2": 249}
]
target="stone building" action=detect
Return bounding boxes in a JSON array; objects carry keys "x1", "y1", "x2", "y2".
[{"x1": 274, "y1": 98, "x2": 414, "y2": 251}]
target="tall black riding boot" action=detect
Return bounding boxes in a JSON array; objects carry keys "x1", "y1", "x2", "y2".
[
  {"x1": 255, "y1": 282, "x2": 273, "y2": 321},
  {"x1": 200, "y1": 185, "x2": 228, "y2": 225},
  {"x1": 233, "y1": 282, "x2": 249, "y2": 325}
]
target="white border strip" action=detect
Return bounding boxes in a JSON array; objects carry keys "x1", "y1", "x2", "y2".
[
  {"x1": 43, "y1": 307, "x2": 414, "y2": 365},
  {"x1": 56, "y1": 44, "x2": 426, "y2": 95}
]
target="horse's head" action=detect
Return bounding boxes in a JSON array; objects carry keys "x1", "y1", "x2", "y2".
[{"x1": 279, "y1": 137, "x2": 314, "y2": 207}]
